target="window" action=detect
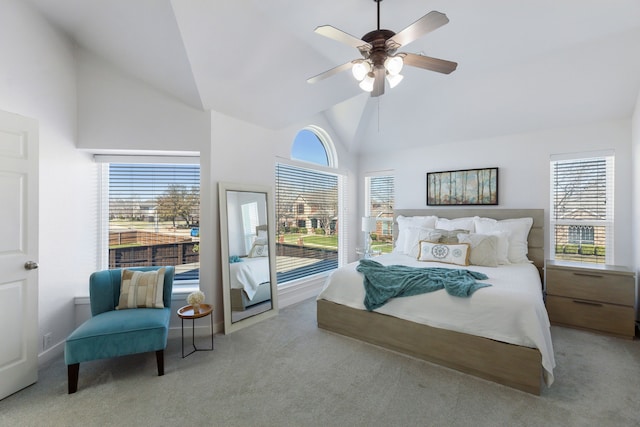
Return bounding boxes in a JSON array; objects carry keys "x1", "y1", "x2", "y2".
[
  {"x1": 568, "y1": 225, "x2": 594, "y2": 245},
  {"x1": 550, "y1": 153, "x2": 614, "y2": 264},
  {"x1": 241, "y1": 201, "x2": 259, "y2": 253},
  {"x1": 365, "y1": 174, "x2": 394, "y2": 253},
  {"x1": 98, "y1": 157, "x2": 201, "y2": 284},
  {"x1": 275, "y1": 127, "x2": 344, "y2": 284},
  {"x1": 291, "y1": 129, "x2": 329, "y2": 166}
]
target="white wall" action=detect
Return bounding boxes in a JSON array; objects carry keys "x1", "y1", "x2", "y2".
[
  {"x1": 76, "y1": 49, "x2": 211, "y2": 152},
  {"x1": 358, "y1": 119, "x2": 634, "y2": 267},
  {"x1": 0, "y1": 0, "x2": 96, "y2": 363}
]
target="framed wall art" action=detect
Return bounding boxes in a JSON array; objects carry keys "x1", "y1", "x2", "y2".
[{"x1": 426, "y1": 167, "x2": 498, "y2": 206}]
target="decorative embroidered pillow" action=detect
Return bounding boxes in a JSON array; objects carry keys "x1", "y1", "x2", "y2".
[
  {"x1": 457, "y1": 233, "x2": 499, "y2": 267},
  {"x1": 117, "y1": 268, "x2": 165, "y2": 309},
  {"x1": 417, "y1": 241, "x2": 470, "y2": 266},
  {"x1": 249, "y1": 243, "x2": 268, "y2": 257}
]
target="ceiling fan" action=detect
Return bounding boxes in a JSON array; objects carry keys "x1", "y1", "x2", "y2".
[{"x1": 307, "y1": 0, "x2": 457, "y2": 97}]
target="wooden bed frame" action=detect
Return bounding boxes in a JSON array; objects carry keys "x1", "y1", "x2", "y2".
[
  {"x1": 231, "y1": 282, "x2": 272, "y2": 311},
  {"x1": 317, "y1": 208, "x2": 546, "y2": 395}
]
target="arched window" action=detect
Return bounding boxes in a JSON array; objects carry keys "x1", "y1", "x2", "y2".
[
  {"x1": 275, "y1": 127, "x2": 344, "y2": 284},
  {"x1": 290, "y1": 126, "x2": 337, "y2": 167}
]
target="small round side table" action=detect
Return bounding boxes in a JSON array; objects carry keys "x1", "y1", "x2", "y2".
[{"x1": 177, "y1": 303, "x2": 214, "y2": 358}]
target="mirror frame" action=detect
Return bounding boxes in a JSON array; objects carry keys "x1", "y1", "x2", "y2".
[{"x1": 218, "y1": 181, "x2": 279, "y2": 333}]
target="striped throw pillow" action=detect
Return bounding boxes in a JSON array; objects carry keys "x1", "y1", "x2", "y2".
[{"x1": 116, "y1": 268, "x2": 165, "y2": 309}]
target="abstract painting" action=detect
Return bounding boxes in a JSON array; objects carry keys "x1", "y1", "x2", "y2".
[{"x1": 427, "y1": 167, "x2": 498, "y2": 205}]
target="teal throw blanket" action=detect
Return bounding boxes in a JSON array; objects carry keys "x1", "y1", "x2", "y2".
[{"x1": 356, "y1": 259, "x2": 492, "y2": 311}]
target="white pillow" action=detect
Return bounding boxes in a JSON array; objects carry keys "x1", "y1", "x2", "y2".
[
  {"x1": 417, "y1": 241, "x2": 470, "y2": 266},
  {"x1": 394, "y1": 215, "x2": 438, "y2": 254},
  {"x1": 435, "y1": 217, "x2": 475, "y2": 232},
  {"x1": 473, "y1": 217, "x2": 533, "y2": 264},
  {"x1": 457, "y1": 233, "x2": 498, "y2": 267},
  {"x1": 485, "y1": 231, "x2": 510, "y2": 264},
  {"x1": 404, "y1": 227, "x2": 442, "y2": 258}
]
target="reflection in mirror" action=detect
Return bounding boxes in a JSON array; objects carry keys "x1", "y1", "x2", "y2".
[{"x1": 219, "y1": 182, "x2": 278, "y2": 334}]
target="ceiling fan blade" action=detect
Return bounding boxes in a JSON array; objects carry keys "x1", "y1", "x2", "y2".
[
  {"x1": 403, "y1": 53, "x2": 458, "y2": 74},
  {"x1": 371, "y1": 67, "x2": 385, "y2": 97},
  {"x1": 314, "y1": 25, "x2": 371, "y2": 50},
  {"x1": 307, "y1": 61, "x2": 353, "y2": 84},
  {"x1": 388, "y1": 11, "x2": 449, "y2": 48}
]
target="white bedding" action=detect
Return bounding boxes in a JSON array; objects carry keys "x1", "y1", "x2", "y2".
[
  {"x1": 317, "y1": 253, "x2": 556, "y2": 386},
  {"x1": 229, "y1": 257, "x2": 270, "y2": 300}
]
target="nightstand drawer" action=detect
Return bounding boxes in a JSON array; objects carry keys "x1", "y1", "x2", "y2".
[
  {"x1": 546, "y1": 295, "x2": 635, "y2": 338},
  {"x1": 546, "y1": 268, "x2": 634, "y2": 306}
]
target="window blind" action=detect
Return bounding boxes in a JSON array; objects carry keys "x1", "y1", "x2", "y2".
[
  {"x1": 365, "y1": 175, "x2": 395, "y2": 252},
  {"x1": 275, "y1": 163, "x2": 340, "y2": 283},
  {"x1": 550, "y1": 155, "x2": 614, "y2": 264},
  {"x1": 107, "y1": 163, "x2": 200, "y2": 281}
]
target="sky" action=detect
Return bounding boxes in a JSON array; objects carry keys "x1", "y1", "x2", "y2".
[{"x1": 290, "y1": 129, "x2": 328, "y2": 166}]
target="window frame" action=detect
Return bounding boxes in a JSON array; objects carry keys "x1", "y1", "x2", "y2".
[
  {"x1": 364, "y1": 172, "x2": 395, "y2": 252},
  {"x1": 96, "y1": 154, "x2": 201, "y2": 290},
  {"x1": 275, "y1": 126, "x2": 345, "y2": 285},
  {"x1": 549, "y1": 151, "x2": 614, "y2": 265}
]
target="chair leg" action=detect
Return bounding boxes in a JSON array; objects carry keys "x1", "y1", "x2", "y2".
[
  {"x1": 156, "y1": 350, "x2": 164, "y2": 376},
  {"x1": 68, "y1": 364, "x2": 79, "y2": 394}
]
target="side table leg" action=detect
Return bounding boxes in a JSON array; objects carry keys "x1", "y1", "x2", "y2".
[
  {"x1": 191, "y1": 317, "x2": 196, "y2": 350},
  {"x1": 210, "y1": 311, "x2": 214, "y2": 350},
  {"x1": 181, "y1": 317, "x2": 185, "y2": 358}
]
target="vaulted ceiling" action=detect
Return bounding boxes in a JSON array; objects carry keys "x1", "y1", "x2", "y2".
[{"x1": 28, "y1": 0, "x2": 640, "y2": 153}]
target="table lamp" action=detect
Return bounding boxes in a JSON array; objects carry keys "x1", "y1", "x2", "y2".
[{"x1": 361, "y1": 216, "x2": 377, "y2": 255}]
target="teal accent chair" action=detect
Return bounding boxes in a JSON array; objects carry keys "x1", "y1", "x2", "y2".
[{"x1": 64, "y1": 266, "x2": 175, "y2": 394}]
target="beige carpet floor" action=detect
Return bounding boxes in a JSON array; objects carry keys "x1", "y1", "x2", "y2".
[{"x1": 1, "y1": 298, "x2": 639, "y2": 427}]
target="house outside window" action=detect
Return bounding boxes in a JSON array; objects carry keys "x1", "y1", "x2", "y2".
[
  {"x1": 550, "y1": 152, "x2": 613, "y2": 264},
  {"x1": 568, "y1": 225, "x2": 595, "y2": 245},
  {"x1": 98, "y1": 156, "x2": 201, "y2": 284}
]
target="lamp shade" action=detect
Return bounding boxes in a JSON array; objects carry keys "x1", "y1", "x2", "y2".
[
  {"x1": 359, "y1": 72, "x2": 375, "y2": 92},
  {"x1": 361, "y1": 217, "x2": 377, "y2": 233},
  {"x1": 384, "y1": 55, "x2": 404, "y2": 75},
  {"x1": 352, "y1": 60, "x2": 371, "y2": 81},
  {"x1": 386, "y1": 73, "x2": 404, "y2": 88}
]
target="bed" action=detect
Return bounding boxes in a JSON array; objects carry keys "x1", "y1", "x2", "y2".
[
  {"x1": 230, "y1": 225, "x2": 272, "y2": 311},
  {"x1": 316, "y1": 208, "x2": 555, "y2": 395}
]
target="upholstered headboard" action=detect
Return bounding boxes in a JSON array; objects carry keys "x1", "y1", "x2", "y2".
[{"x1": 393, "y1": 208, "x2": 545, "y2": 276}]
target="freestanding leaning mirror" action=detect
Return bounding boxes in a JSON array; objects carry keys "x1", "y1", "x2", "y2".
[{"x1": 218, "y1": 182, "x2": 278, "y2": 333}]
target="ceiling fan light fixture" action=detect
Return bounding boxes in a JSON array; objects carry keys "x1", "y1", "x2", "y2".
[
  {"x1": 359, "y1": 72, "x2": 375, "y2": 92},
  {"x1": 384, "y1": 55, "x2": 403, "y2": 75},
  {"x1": 352, "y1": 60, "x2": 372, "y2": 81},
  {"x1": 386, "y1": 73, "x2": 404, "y2": 88}
]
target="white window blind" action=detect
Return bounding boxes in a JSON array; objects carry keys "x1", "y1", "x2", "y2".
[
  {"x1": 275, "y1": 163, "x2": 341, "y2": 283},
  {"x1": 550, "y1": 153, "x2": 614, "y2": 264},
  {"x1": 365, "y1": 174, "x2": 394, "y2": 253},
  {"x1": 102, "y1": 161, "x2": 201, "y2": 281}
]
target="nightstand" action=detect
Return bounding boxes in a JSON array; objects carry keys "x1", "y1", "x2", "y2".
[{"x1": 545, "y1": 260, "x2": 636, "y2": 339}]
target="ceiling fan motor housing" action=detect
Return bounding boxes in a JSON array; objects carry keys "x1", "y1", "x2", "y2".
[{"x1": 361, "y1": 29, "x2": 396, "y2": 67}]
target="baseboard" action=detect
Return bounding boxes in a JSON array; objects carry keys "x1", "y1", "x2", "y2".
[
  {"x1": 277, "y1": 274, "x2": 326, "y2": 308},
  {"x1": 38, "y1": 340, "x2": 65, "y2": 366}
]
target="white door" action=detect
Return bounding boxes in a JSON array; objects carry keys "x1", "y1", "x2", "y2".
[{"x1": 0, "y1": 110, "x2": 39, "y2": 400}]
